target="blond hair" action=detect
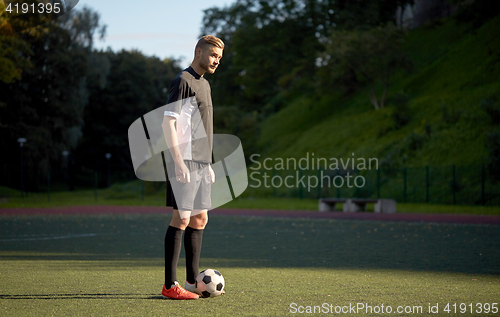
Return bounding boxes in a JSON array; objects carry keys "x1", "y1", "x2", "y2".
[{"x1": 195, "y1": 35, "x2": 225, "y2": 53}]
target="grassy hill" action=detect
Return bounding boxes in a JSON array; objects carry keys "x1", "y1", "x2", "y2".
[
  {"x1": 258, "y1": 16, "x2": 500, "y2": 166},
  {"x1": 248, "y1": 15, "x2": 500, "y2": 205}
]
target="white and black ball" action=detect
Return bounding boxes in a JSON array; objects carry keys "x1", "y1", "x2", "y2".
[{"x1": 195, "y1": 269, "x2": 225, "y2": 298}]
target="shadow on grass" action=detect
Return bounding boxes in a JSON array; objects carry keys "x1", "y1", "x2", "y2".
[
  {"x1": 0, "y1": 214, "x2": 499, "y2": 275},
  {"x1": 0, "y1": 294, "x2": 163, "y2": 300}
]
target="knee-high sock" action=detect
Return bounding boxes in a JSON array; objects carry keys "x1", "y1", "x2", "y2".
[
  {"x1": 184, "y1": 226, "x2": 204, "y2": 284},
  {"x1": 164, "y1": 225, "x2": 184, "y2": 287}
]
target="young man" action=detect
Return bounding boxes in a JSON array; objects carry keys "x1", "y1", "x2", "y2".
[{"x1": 161, "y1": 35, "x2": 224, "y2": 300}]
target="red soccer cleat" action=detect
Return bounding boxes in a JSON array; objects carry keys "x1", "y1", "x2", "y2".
[{"x1": 162, "y1": 282, "x2": 199, "y2": 300}]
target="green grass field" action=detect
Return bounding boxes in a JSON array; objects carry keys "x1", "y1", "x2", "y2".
[{"x1": 1, "y1": 212, "x2": 499, "y2": 316}]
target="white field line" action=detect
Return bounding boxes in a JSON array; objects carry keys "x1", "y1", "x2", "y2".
[
  {"x1": 0, "y1": 232, "x2": 159, "y2": 242},
  {"x1": 0, "y1": 233, "x2": 99, "y2": 242}
]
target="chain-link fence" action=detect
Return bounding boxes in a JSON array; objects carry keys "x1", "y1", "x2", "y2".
[
  {"x1": 1, "y1": 164, "x2": 499, "y2": 206},
  {"x1": 0, "y1": 165, "x2": 140, "y2": 199},
  {"x1": 246, "y1": 164, "x2": 499, "y2": 206}
]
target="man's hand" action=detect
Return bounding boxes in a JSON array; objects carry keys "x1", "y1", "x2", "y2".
[
  {"x1": 209, "y1": 165, "x2": 215, "y2": 184},
  {"x1": 175, "y1": 161, "x2": 190, "y2": 183}
]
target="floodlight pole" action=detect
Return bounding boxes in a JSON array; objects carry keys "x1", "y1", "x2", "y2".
[
  {"x1": 105, "y1": 153, "x2": 112, "y2": 188},
  {"x1": 17, "y1": 138, "x2": 26, "y2": 198},
  {"x1": 62, "y1": 151, "x2": 69, "y2": 190}
]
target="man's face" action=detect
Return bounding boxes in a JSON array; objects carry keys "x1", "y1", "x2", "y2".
[{"x1": 198, "y1": 46, "x2": 223, "y2": 74}]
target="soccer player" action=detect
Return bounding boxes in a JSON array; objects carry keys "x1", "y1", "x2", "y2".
[{"x1": 161, "y1": 35, "x2": 224, "y2": 300}]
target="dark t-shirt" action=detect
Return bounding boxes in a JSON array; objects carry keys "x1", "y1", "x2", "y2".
[{"x1": 164, "y1": 67, "x2": 213, "y2": 164}]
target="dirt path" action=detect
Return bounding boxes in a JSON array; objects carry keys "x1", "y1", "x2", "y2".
[{"x1": 1, "y1": 206, "x2": 499, "y2": 225}]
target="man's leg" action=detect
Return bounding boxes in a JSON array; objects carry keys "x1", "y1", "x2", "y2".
[
  {"x1": 164, "y1": 210, "x2": 189, "y2": 287},
  {"x1": 163, "y1": 209, "x2": 198, "y2": 299},
  {"x1": 184, "y1": 210, "x2": 208, "y2": 285}
]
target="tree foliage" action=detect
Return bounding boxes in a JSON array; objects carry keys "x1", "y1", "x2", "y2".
[
  {"x1": 0, "y1": 6, "x2": 107, "y2": 188},
  {"x1": 452, "y1": 0, "x2": 500, "y2": 28},
  {"x1": 0, "y1": 1, "x2": 33, "y2": 84},
  {"x1": 201, "y1": 0, "x2": 414, "y2": 113},
  {"x1": 0, "y1": 5, "x2": 180, "y2": 190},
  {"x1": 202, "y1": 0, "x2": 327, "y2": 113},
  {"x1": 76, "y1": 49, "x2": 180, "y2": 171},
  {"x1": 0, "y1": 33, "x2": 32, "y2": 83},
  {"x1": 319, "y1": 23, "x2": 411, "y2": 109}
]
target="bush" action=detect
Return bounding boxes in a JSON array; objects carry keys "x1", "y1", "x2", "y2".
[
  {"x1": 481, "y1": 98, "x2": 500, "y2": 126},
  {"x1": 454, "y1": 0, "x2": 500, "y2": 29},
  {"x1": 103, "y1": 181, "x2": 142, "y2": 200},
  {"x1": 391, "y1": 91, "x2": 412, "y2": 129},
  {"x1": 144, "y1": 181, "x2": 165, "y2": 195},
  {"x1": 440, "y1": 102, "x2": 461, "y2": 126},
  {"x1": 486, "y1": 129, "x2": 500, "y2": 183},
  {"x1": 214, "y1": 106, "x2": 259, "y2": 163},
  {"x1": 0, "y1": 186, "x2": 20, "y2": 198}
]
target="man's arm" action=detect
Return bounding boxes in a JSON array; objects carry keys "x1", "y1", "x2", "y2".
[{"x1": 162, "y1": 115, "x2": 190, "y2": 183}]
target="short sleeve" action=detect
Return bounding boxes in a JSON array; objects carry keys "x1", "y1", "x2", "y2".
[{"x1": 164, "y1": 74, "x2": 191, "y2": 118}]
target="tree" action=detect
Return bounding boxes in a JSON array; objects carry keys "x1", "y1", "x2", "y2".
[
  {"x1": 333, "y1": 0, "x2": 414, "y2": 30},
  {"x1": 0, "y1": 5, "x2": 106, "y2": 190},
  {"x1": 75, "y1": 50, "x2": 181, "y2": 172},
  {"x1": 452, "y1": 0, "x2": 500, "y2": 28},
  {"x1": 0, "y1": 1, "x2": 33, "y2": 84},
  {"x1": 201, "y1": 0, "x2": 328, "y2": 112},
  {"x1": 319, "y1": 23, "x2": 411, "y2": 110},
  {"x1": 201, "y1": 0, "x2": 414, "y2": 113},
  {"x1": 0, "y1": 33, "x2": 33, "y2": 83},
  {"x1": 1, "y1": 3, "x2": 181, "y2": 190}
]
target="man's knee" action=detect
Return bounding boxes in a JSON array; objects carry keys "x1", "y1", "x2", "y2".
[
  {"x1": 170, "y1": 211, "x2": 190, "y2": 230},
  {"x1": 189, "y1": 211, "x2": 208, "y2": 229}
]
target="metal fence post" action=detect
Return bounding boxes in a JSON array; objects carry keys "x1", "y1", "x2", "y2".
[
  {"x1": 47, "y1": 170, "x2": 50, "y2": 203},
  {"x1": 452, "y1": 165, "x2": 456, "y2": 204},
  {"x1": 317, "y1": 167, "x2": 322, "y2": 199},
  {"x1": 403, "y1": 167, "x2": 407, "y2": 203},
  {"x1": 94, "y1": 171, "x2": 98, "y2": 202},
  {"x1": 336, "y1": 171, "x2": 341, "y2": 199},
  {"x1": 481, "y1": 164, "x2": 485, "y2": 205},
  {"x1": 141, "y1": 181, "x2": 145, "y2": 201},
  {"x1": 377, "y1": 168, "x2": 380, "y2": 199},
  {"x1": 426, "y1": 165, "x2": 429, "y2": 203},
  {"x1": 272, "y1": 168, "x2": 277, "y2": 198},
  {"x1": 298, "y1": 169, "x2": 303, "y2": 199}
]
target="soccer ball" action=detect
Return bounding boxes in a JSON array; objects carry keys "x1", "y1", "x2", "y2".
[{"x1": 195, "y1": 269, "x2": 225, "y2": 298}]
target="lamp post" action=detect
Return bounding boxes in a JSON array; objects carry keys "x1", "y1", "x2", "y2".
[
  {"x1": 105, "y1": 153, "x2": 112, "y2": 187},
  {"x1": 17, "y1": 138, "x2": 27, "y2": 198},
  {"x1": 62, "y1": 151, "x2": 69, "y2": 190}
]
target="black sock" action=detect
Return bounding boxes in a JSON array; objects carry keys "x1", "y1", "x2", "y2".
[
  {"x1": 164, "y1": 225, "x2": 184, "y2": 288},
  {"x1": 184, "y1": 226, "x2": 204, "y2": 284}
]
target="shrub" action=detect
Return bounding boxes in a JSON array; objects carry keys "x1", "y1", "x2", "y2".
[{"x1": 486, "y1": 130, "x2": 500, "y2": 183}]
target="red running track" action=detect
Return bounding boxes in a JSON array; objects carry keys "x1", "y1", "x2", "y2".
[{"x1": 0, "y1": 206, "x2": 499, "y2": 225}]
